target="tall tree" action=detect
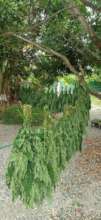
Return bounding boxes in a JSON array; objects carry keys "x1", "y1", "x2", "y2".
[{"x1": 0, "y1": 0, "x2": 101, "y2": 97}]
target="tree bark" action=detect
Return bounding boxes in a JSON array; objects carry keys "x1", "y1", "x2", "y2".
[
  {"x1": 1, "y1": 32, "x2": 78, "y2": 75},
  {"x1": 1, "y1": 33, "x2": 101, "y2": 100},
  {"x1": 90, "y1": 91, "x2": 101, "y2": 100}
]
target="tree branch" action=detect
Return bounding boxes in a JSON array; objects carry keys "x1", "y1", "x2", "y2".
[
  {"x1": 81, "y1": 0, "x2": 101, "y2": 12},
  {"x1": 76, "y1": 47, "x2": 101, "y2": 63},
  {"x1": 63, "y1": 35, "x2": 100, "y2": 62},
  {"x1": 1, "y1": 32, "x2": 78, "y2": 74},
  {"x1": 68, "y1": 1, "x2": 101, "y2": 50},
  {"x1": 90, "y1": 90, "x2": 101, "y2": 99}
]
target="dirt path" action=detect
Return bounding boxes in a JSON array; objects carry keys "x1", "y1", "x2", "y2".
[
  {"x1": 0, "y1": 107, "x2": 101, "y2": 220},
  {"x1": 0, "y1": 125, "x2": 19, "y2": 146}
]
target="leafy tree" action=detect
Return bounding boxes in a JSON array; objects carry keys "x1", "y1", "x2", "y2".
[{"x1": 0, "y1": 0, "x2": 101, "y2": 97}]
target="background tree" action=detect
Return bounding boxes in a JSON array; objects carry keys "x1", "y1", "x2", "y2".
[{"x1": 0, "y1": 0, "x2": 101, "y2": 98}]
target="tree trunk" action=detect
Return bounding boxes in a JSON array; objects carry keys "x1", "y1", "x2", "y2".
[{"x1": 0, "y1": 73, "x2": 4, "y2": 94}]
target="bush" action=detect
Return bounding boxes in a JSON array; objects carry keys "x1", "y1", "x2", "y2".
[
  {"x1": 88, "y1": 81, "x2": 101, "y2": 92},
  {"x1": 0, "y1": 105, "x2": 44, "y2": 126},
  {"x1": 86, "y1": 74, "x2": 101, "y2": 92},
  {"x1": 19, "y1": 81, "x2": 46, "y2": 108},
  {"x1": 0, "y1": 105, "x2": 23, "y2": 124}
]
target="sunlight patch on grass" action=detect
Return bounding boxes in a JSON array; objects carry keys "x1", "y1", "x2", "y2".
[{"x1": 91, "y1": 96, "x2": 101, "y2": 107}]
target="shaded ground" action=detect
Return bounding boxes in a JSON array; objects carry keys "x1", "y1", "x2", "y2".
[{"x1": 0, "y1": 106, "x2": 101, "y2": 220}]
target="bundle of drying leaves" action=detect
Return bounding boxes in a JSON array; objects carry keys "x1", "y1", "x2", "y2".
[{"x1": 6, "y1": 83, "x2": 91, "y2": 207}]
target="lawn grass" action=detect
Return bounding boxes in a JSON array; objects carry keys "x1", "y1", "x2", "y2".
[{"x1": 91, "y1": 95, "x2": 101, "y2": 107}]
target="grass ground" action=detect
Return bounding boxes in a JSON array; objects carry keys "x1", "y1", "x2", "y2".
[{"x1": 91, "y1": 95, "x2": 101, "y2": 107}]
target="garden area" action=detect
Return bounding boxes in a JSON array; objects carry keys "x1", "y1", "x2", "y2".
[{"x1": 0, "y1": 0, "x2": 101, "y2": 220}]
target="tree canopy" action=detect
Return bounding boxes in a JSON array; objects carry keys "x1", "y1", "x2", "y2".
[{"x1": 0, "y1": 0, "x2": 101, "y2": 96}]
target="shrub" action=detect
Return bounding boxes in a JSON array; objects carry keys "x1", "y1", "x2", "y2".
[
  {"x1": 86, "y1": 74, "x2": 101, "y2": 92},
  {"x1": 1, "y1": 105, "x2": 23, "y2": 124},
  {"x1": 0, "y1": 105, "x2": 44, "y2": 126}
]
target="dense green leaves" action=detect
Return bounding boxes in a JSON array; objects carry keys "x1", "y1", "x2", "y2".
[
  {"x1": 0, "y1": 0, "x2": 101, "y2": 97},
  {"x1": 6, "y1": 81, "x2": 91, "y2": 207}
]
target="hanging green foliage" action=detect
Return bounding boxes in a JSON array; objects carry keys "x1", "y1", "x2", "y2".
[
  {"x1": 46, "y1": 76, "x2": 83, "y2": 112},
  {"x1": 6, "y1": 105, "x2": 53, "y2": 206},
  {"x1": 6, "y1": 81, "x2": 91, "y2": 207}
]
